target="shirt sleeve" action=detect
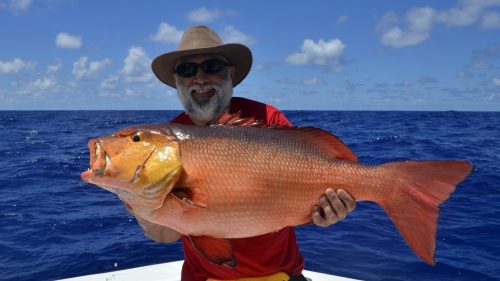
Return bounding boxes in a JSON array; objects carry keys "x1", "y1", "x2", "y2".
[{"x1": 267, "y1": 106, "x2": 293, "y2": 127}]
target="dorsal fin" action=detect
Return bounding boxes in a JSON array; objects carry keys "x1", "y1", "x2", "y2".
[
  {"x1": 213, "y1": 111, "x2": 267, "y2": 127},
  {"x1": 213, "y1": 112, "x2": 357, "y2": 162},
  {"x1": 288, "y1": 127, "x2": 357, "y2": 162}
]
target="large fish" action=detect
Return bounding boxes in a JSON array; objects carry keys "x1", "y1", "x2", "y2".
[{"x1": 81, "y1": 113, "x2": 473, "y2": 267}]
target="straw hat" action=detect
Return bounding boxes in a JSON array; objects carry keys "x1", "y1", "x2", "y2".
[{"x1": 151, "y1": 26, "x2": 252, "y2": 88}]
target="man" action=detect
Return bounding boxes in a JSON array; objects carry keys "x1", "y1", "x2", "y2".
[{"x1": 134, "y1": 26, "x2": 356, "y2": 281}]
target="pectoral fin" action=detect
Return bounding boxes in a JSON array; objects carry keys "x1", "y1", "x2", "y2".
[
  {"x1": 171, "y1": 187, "x2": 209, "y2": 209},
  {"x1": 189, "y1": 236, "x2": 237, "y2": 267}
]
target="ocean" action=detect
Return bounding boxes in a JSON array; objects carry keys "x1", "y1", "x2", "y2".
[{"x1": 0, "y1": 110, "x2": 499, "y2": 281}]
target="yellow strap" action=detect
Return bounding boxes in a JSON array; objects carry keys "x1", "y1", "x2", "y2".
[{"x1": 207, "y1": 271, "x2": 289, "y2": 281}]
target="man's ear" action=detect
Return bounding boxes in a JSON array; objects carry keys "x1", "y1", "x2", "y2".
[{"x1": 229, "y1": 66, "x2": 236, "y2": 85}]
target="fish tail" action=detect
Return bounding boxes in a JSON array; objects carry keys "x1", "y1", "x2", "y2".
[{"x1": 376, "y1": 160, "x2": 473, "y2": 265}]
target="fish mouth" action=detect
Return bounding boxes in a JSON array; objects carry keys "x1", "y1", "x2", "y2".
[{"x1": 81, "y1": 139, "x2": 109, "y2": 180}]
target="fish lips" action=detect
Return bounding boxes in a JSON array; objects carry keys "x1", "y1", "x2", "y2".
[{"x1": 81, "y1": 138, "x2": 109, "y2": 181}]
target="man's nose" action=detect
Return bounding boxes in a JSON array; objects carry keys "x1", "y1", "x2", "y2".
[{"x1": 192, "y1": 67, "x2": 209, "y2": 84}]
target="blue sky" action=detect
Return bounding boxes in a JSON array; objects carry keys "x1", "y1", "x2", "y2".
[{"x1": 1, "y1": 0, "x2": 499, "y2": 111}]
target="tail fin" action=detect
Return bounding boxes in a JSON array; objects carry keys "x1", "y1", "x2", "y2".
[{"x1": 377, "y1": 160, "x2": 473, "y2": 265}]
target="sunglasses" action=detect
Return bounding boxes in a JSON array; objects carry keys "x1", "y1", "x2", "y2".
[{"x1": 175, "y1": 59, "x2": 230, "y2": 78}]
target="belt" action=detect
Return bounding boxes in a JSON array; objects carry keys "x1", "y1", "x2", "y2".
[{"x1": 207, "y1": 272, "x2": 307, "y2": 281}]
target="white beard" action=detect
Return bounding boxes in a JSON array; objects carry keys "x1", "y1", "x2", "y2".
[{"x1": 176, "y1": 73, "x2": 233, "y2": 124}]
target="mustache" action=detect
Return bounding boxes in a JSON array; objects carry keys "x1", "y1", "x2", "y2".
[{"x1": 188, "y1": 83, "x2": 220, "y2": 93}]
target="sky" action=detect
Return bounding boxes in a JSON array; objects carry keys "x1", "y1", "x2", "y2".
[{"x1": 0, "y1": 0, "x2": 499, "y2": 111}]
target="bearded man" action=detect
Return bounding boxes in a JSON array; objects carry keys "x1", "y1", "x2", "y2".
[{"x1": 132, "y1": 25, "x2": 356, "y2": 281}]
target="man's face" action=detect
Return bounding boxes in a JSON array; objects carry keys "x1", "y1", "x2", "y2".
[{"x1": 174, "y1": 54, "x2": 235, "y2": 125}]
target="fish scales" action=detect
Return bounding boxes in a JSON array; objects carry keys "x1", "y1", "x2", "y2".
[{"x1": 165, "y1": 125, "x2": 347, "y2": 237}]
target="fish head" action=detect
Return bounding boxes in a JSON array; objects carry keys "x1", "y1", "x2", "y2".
[{"x1": 81, "y1": 125, "x2": 182, "y2": 213}]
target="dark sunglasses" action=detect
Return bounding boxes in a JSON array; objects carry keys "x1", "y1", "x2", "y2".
[{"x1": 174, "y1": 59, "x2": 230, "y2": 78}]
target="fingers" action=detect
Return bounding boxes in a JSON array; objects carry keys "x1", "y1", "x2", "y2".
[
  {"x1": 311, "y1": 205, "x2": 330, "y2": 227},
  {"x1": 338, "y1": 189, "x2": 356, "y2": 213},
  {"x1": 311, "y1": 188, "x2": 356, "y2": 228},
  {"x1": 326, "y1": 188, "x2": 347, "y2": 220},
  {"x1": 311, "y1": 194, "x2": 341, "y2": 227}
]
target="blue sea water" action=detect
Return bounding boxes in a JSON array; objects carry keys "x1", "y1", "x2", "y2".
[{"x1": 0, "y1": 110, "x2": 499, "y2": 281}]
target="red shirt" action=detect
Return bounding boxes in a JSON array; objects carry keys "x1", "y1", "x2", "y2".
[{"x1": 170, "y1": 97, "x2": 305, "y2": 280}]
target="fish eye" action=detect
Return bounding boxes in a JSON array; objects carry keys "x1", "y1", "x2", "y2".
[{"x1": 132, "y1": 134, "x2": 142, "y2": 142}]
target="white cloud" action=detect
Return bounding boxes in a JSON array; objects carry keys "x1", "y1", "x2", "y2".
[
  {"x1": 435, "y1": 2, "x2": 481, "y2": 26},
  {"x1": 380, "y1": 7, "x2": 435, "y2": 48},
  {"x1": 493, "y1": 77, "x2": 500, "y2": 86},
  {"x1": 125, "y1": 88, "x2": 140, "y2": 97},
  {"x1": 471, "y1": 60, "x2": 493, "y2": 69},
  {"x1": 120, "y1": 46, "x2": 153, "y2": 83},
  {"x1": 417, "y1": 76, "x2": 438, "y2": 84},
  {"x1": 12, "y1": 0, "x2": 31, "y2": 11},
  {"x1": 55, "y1": 32, "x2": 82, "y2": 49},
  {"x1": 221, "y1": 26, "x2": 256, "y2": 45},
  {"x1": 434, "y1": 0, "x2": 500, "y2": 27},
  {"x1": 150, "y1": 22, "x2": 183, "y2": 44},
  {"x1": 254, "y1": 63, "x2": 276, "y2": 71},
  {"x1": 487, "y1": 92, "x2": 500, "y2": 100},
  {"x1": 99, "y1": 75, "x2": 120, "y2": 97},
  {"x1": 186, "y1": 6, "x2": 222, "y2": 23},
  {"x1": 286, "y1": 38, "x2": 346, "y2": 72},
  {"x1": 17, "y1": 77, "x2": 57, "y2": 96},
  {"x1": 0, "y1": 58, "x2": 36, "y2": 74},
  {"x1": 72, "y1": 57, "x2": 111, "y2": 80},
  {"x1": 394, "y1": 80, "x2": 413, "y2": 87},
  {"x1": 377, "y1": 11, "x2": 399, "y2": 33},
  {"x1": 302, "y1": 77, "x2": 325, "y2": 85},
  {"x1": 1, "y1": 0, "x2": 32, "y2": 13},
  {"x1": 336, "y1": 15, "x2": 349, "y2": 26},
  {"x1": 255, "y1": 64, "x2": 266, "y2": 71},
  {"x1": 101, "y1": 75, "x2": 119, "y2": 90},
  {"x1": 379, "y1": 1, "x2": 500, "y2": 48},
  {"x1": 457, "y1": 70, "x2": 473, "y2": 78},
  {"x1": 481, "y1": 11, "x2": 500, "y2": 28},
  {"x1": 46, "y1": 58, "x2": 62, "y2": 73},
  {"x1": 28, "y1": 77, "x2": 55, "y2": 92}
]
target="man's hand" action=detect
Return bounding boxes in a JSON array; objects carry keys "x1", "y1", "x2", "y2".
[{"x1": 312, "y1": 188, "x2": 356, "y2": 227}]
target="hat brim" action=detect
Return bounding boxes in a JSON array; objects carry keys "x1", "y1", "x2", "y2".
[{"x1": 151, "y1": 43, "x2": 252, "y2": 89}]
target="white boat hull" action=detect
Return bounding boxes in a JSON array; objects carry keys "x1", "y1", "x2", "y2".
[{"x1": 57, "y1": 260, "x2": 360, "y2": 281}]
